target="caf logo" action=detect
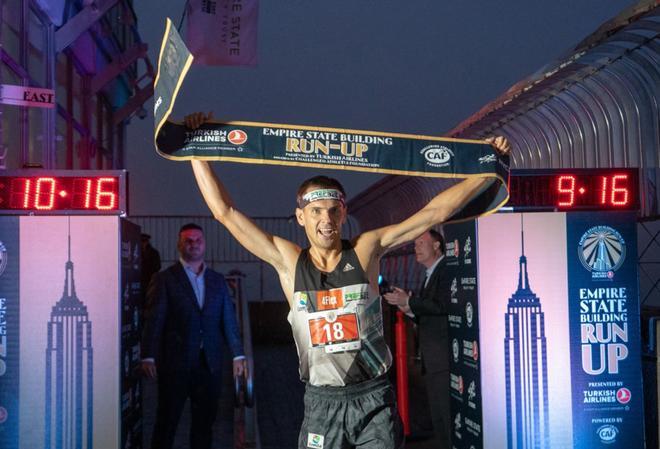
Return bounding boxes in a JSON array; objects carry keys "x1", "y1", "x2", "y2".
[
  {"x1": 452, "y1": 338, "x2": 460, "y2": 363},
  {"x1": 0, "y1": 240, "x2": 7, "y2": 277},
  {"x1": 597, "y1": 425, "x2": 619, "y2": 444},
  {"x1": 578, "y1": 225, "x2": 625, "y2": 280},
  {"x1": 421, "y1": 145, "x2": 454, "y2": 168},
  {"x1": 228, "y1": 129, "x2": 248, "y2": 145},
  {"x1": 465, "y1": 302, "x2": 474, "y2": 327}
]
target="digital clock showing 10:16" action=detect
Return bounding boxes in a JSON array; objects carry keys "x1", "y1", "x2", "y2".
[
  {"x1": 506, "y1": 168, "x2": 639, "y2": 211},
  {"x1": 0, "y1": 170, "x2": 126, "y2": 215}
]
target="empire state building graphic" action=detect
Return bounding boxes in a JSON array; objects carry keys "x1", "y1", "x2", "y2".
[
  {"x1": 44, "y1": 227, "x2": 94, "y2": 449},
  {"x1": 504, "y1": 217, "x2": 549, "y2": 449}
]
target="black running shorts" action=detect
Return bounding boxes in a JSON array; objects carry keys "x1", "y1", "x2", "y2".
[{"x1": 298, "y1": 376, "x2": 404, "y2": 449}]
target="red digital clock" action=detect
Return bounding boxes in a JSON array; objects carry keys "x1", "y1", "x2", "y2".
[
  {"x1": 506, "y1": 168, "x2": 639, "y2": 211},
  {"x1": 0, "y1": 170, "x2": 127, "y2": 215}
]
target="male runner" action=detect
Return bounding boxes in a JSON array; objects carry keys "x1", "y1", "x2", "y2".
[{"x1": 184, "y1": 112, "x2": 510, "y2": 449}]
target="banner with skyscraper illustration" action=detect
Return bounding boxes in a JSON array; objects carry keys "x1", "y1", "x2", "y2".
[
  {"x1": 478, "y1": 213, "x2": 572, "y2": 449},
  {"x1": 476, "y1": 211, "x2": 643, "y2": 449},
  {"x1": 15, "y1": 216, "x2": 120, "y2": 449}
]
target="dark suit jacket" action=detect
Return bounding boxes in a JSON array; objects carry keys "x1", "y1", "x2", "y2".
[
  {"x1": 408, "y1": 257, "x2": 450, "y2": 373},
  {"x1": 141, "y1": 262, "x2": 244, "y2": 377}
]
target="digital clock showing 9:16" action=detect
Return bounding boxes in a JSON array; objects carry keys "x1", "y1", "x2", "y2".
[
  {"x1": 0, "y1": 170, "x2": 127, "y2": 215},
  {"x1": 506, "y1": 168, "x2": 639, "y2": 211}
]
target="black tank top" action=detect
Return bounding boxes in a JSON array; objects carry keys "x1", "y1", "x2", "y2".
[{"x1": 288, "y1": 240, "x2": 392, "y2": 386}]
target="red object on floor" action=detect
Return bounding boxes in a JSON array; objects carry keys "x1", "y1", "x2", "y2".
[{"x1": 395, "y1": 309, "x2": 410, "y2": 435}]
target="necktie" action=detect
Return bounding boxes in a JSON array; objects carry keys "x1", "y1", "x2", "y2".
[{"x1": 419, "y1": 273, "x2": 428, "y2": 294}]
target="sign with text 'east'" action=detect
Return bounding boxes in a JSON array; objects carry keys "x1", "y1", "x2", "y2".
[{"x1": 0, "y1": 85, "x2": 55, "y2": 109}]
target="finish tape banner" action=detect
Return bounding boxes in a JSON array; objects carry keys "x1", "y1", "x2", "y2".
[{"x1": 153, "y1": 18, "x2": 510, "y2": 220}]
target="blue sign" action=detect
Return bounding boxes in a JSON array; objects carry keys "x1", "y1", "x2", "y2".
[
  {"x1": 566, "y1": 211, "x2": 644, "y2": 448},
  {"x1": 0, "y1": 217, "x2": 19, "y2": 449}
]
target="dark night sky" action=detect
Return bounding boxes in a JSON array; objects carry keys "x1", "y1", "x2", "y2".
[{"x1": 125, "y1": 0, "x2": 634, "y2": 217}]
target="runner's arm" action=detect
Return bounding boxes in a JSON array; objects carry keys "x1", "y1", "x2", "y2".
[
  {"x1": 191, "y1": 159, "x2": 298, "y2": 271},
  {"x1": 359, "y1": 136, "x2": 510, "y2": 254}
]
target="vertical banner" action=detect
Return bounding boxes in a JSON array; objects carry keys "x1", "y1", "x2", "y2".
[
  {"x1": 444, "y1": 220, "x2": 482, "y2": 449},
  {"x1": 121, "y1": 219, "x2": 143, "y2": 449},
  {"x1": 185, "y1": 0, "x2": 259, "y2": 66},
  {"x1": 477, "y1": 212, "x2": 573, "y2": 449},
  {"x1": 18, "y1": 216, "x2": 120, "y2": 449},
  {"x1": 566, "y1": 211, "x2": 644, "y2": 448},
  {"x1": 0, "y1": 217, "x2": 19, "y2": 449}
]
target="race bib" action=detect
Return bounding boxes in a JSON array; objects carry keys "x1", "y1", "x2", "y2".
[{"x1": 308, "y1": 313, "x2": 360, "y2": 353}]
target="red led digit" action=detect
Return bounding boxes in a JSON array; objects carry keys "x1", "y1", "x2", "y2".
[
  {"x1": 35, "y1": 177, "x2": 56, "y2": 210},
  {"x1": 23, "y1": 179, "x2": 31, "y2": 208},
  {"x1": 8, "y1": 178, "x2": 31, "y2": 208},
  {"x1": 557, "y1": 175, "x2": 576, "y2": 206},
  {"x1": 83, "y1": 178, "x2": 92, "y2": 208},
  {"x1": 611, "y1": 174, "x2": 629, "y2": 206},
  {"x1": 600, "y1": 176, "x2": 608, "y2": 204},
  {"x1": 95, "y1": 177, "x2": 117, "y2": 210},
  {"x1": 72, "y1": 178, "x2": 93, "y2": 208}
]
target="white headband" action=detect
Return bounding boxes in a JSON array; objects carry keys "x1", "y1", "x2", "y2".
[{"x1": 298, "y1": 189, "x2": 345, "y2": 208}]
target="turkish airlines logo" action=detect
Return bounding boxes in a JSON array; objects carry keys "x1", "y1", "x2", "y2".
[
  {"x1": 228, "y1": 129, "x2": 248, "y2": 145},
  {"x1": 616, "y1": 387, "x2": 631, "y2": 404}
]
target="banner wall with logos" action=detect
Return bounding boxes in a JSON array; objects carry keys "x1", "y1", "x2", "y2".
[{"x1": 446, "y1": 211, "x2": 644, "y2": 449}]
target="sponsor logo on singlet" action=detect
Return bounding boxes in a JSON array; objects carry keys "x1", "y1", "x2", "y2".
[{"x1": 316, "y1": 289, "x2": 344, "y2": 311}]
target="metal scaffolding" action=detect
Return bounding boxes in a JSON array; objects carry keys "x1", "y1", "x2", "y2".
[{"x1": 448, "y1": 1, "x2": 659, "y2": 218}]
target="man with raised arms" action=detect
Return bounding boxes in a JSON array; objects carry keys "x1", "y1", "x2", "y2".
[{"x1": 185, "y1": 112, "x2": 510, "y2": 449}]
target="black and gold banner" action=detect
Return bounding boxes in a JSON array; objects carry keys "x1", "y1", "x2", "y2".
[{"x1": 154, "y1": 19, "x2": 510, "y2": 219}]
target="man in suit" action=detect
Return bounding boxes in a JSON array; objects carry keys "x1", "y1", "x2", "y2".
[
  {"x1": 384, "y1": 229, "x2": 450, "y2": 448},
  {"x1": 141, "y1": 223, "x2": 246, "y2": 449}
]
